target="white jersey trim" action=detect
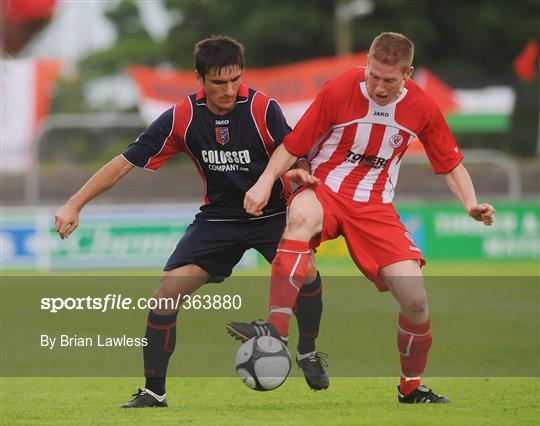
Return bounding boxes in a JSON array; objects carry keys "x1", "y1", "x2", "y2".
[
  {"x1": 330, "y1": 116, "x2": 417, "y2": 140},
  {"x1": 324, "y1": 83, "x2": 417, "y2": 139},
  {"x1": 120, "y1": 153, "x2": 155, "y2": 172},
  {"x1": 205, "y1": 211, "x2": 286, "y2": 222}
]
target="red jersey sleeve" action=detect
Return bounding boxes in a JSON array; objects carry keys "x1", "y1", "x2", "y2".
[
  {"x1": 283, "y1": 80, "x2": 337, "y2": 157},
  {"x1": 418, "y1": 99, "x2": 463, "y2": 174}
]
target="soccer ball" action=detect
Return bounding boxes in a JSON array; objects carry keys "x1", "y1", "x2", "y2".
[{"x1": 235, "y1": 336, "x2": 291, "y2": 391}]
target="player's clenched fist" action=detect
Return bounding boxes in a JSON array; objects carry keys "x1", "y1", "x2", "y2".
[
  {"x1": 468, "y1": 203, "x2": 495, "y2": 226},
  {"x1": 54, "y1": 202, "x2": 80, "y2": 239},
  {"x1": 244, "y1": 179, "x2": 274, "y2": 217},
  {"x1": 245, "y1": 169, "x2": 319, "y2": 216}
]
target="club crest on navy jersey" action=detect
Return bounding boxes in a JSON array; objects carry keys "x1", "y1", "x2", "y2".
[{"x1": 215, "y1": 126, "x2": 230, "y2": 145}]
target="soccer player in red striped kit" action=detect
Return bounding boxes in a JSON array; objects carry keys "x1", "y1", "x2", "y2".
[{"x1": 227, "y1": 32, "x2": 495, "y2": 403}]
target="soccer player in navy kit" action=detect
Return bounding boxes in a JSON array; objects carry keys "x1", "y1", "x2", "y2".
[{"x1": 54, "y1": 36, "x2": 328, "y2": 408}]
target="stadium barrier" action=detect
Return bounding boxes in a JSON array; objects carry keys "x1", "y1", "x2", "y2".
[
  {"x1": 21, "y1": 113, "x2": 524, "y2": 205},
  {"x1": 1, "y1": 202, "x2": 538, "y2": 271}
]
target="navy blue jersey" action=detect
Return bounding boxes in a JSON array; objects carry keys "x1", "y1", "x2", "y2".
[{"x1": 123, "y1": 84, "x2": 292, "y2": 221}]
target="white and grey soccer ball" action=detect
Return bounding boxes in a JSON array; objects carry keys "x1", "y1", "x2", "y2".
[{"x1": 235, "y1": 336, "x2": 291, "y2": 391}]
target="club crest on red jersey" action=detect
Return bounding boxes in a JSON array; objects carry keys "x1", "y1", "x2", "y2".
[
  {"x1": 215, "y1": 127, "x2": 230, "y2": 145},
  {"x1": 389, "y1": 134, "x2": 404, "y2": 149},
  {"x1": 405, "y1": 231, "x2": 415, "y2": 243}
]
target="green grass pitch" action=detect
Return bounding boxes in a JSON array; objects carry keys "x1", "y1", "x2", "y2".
[
  {"x1": 1, "y1": 377, "x2": 538, "y2": 425},
  {"x1": 1, "y1": 260, "x2": 539, "y2": 425}
]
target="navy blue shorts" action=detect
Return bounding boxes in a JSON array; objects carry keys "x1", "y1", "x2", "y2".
[{"x1": 164, "y1": 213, "x2": 286, "y2": 283}]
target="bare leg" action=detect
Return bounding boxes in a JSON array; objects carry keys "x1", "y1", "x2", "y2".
[
  {"x1": 152, "y1": 264, "x2": 210, "y2": 315},
  {"x1": 380, "y1": 260, "x2": 432, "y2": 394},
  {"x1": 380, "y1": 260, "x2": 428, "y2": 324},
  {"x1": 143, "y1": 264, "x2": 209, "y2": 395},
  {"x1": 268, "y1": 188, "x2": 323, "y2": 337},
  {"x1": 283, "y1": 188, "x2": 324, "y2": 241}
]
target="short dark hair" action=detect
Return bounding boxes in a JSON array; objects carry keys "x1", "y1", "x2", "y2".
[
  {"x1": 369, "y1": 32, "x2": 414, "y2": 72},
  {"x1": 194, "y1": 35, "x2": 245, "y2": 78}
]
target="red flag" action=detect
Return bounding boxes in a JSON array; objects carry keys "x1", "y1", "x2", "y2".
[
  {"x1": 3, "y1": 0, "x2": 56, "y2": 22},
  {"x1": 513, "y1": 40, "x2": 539, "y2": 83}
]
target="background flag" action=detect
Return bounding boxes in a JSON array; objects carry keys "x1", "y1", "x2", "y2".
[{"x1": 513, "y1": 39, "x2": 539, "y2": 83}]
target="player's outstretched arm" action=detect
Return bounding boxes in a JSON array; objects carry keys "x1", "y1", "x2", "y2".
[
  {"x1": 244, "y1": 144, "x2": 299, "y2": 216},
  {"x1": 444, "y1": 163, "x2": 495, "y2": 226},
  {"x1": 55, "y1": 155, "x2": 134, "y2": 239}
]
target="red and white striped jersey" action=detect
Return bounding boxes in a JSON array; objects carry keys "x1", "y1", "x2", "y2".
[{"x1": 283, "y1": 67, "x2": 463, "y2": 203}]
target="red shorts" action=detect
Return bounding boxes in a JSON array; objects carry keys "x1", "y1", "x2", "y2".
[{"x1": 290, "y1": 184, "x2": 425, "y2": 292}]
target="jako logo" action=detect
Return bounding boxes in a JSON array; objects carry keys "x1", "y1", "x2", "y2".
[{"x1": 373, "y1": 111, "x2": 389, "y2": 117}]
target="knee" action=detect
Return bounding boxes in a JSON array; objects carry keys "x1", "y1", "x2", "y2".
[
  {"x1": 286, "y1": 209, "x2": 321, "y2": 235},
  {"x1": 401, "y1": 296, "x2": 428, "y2": 316},
  {"x1": 152, "y1": 285, "x2": 168, "y2": 301},
  {"x1": 151, "y1": 286, "x2": 174, "y2": 315}
]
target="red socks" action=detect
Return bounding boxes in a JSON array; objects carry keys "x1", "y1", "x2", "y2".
[
  {"x1": 267, "y1": 238, "x2": 433, "y2": 397},
  {"x1": 397, "y1": 313, "x2": 432, "y2": 395},
  {"x1": 267, "y1": 239, "x2": 311, "y2": 338}
]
